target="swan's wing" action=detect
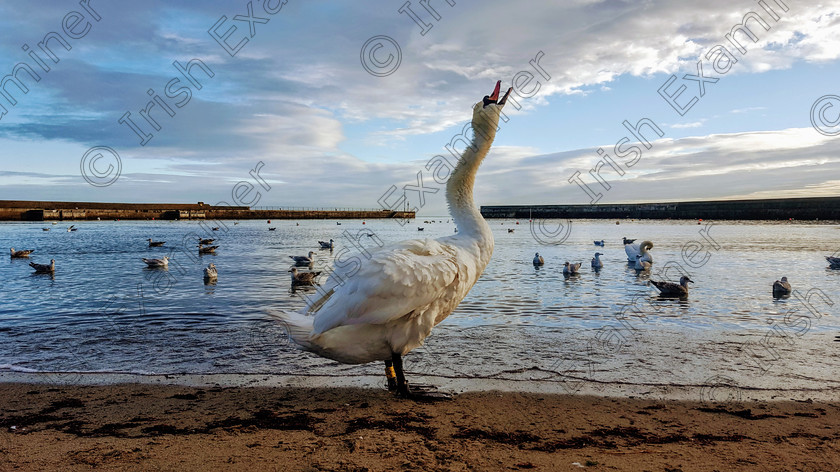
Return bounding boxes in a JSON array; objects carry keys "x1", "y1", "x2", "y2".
[{"x1": 309, "y1": 238, "x2": 460, "y2": 335}]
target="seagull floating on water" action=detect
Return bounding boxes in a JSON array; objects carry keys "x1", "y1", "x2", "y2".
[
  {"x1": 276, "y1": 80, "x2": 511, "y2": 400},
  {"x1": 533, "y1": 252, "x2": 544, "y2": 266},
  {"x1": 199, "y1": 245, "x2": 218, "y2": 255},
  {"x1": 594, "y1": 240, "x2": 604, "y2": 246},
  {"x1": 142, "y1": 256, "x2": 169, "y2": 268},
  {"x1": 634, "y1": 254, "x2": 651, "y2": 271},
  {"x1": 651, "y1": 276, "x2": 693, "y2": 297},
  {"x1": 318, "y1": 239, "x2": 334, "y2": 249},
  {"x1": 147, "y1": 238, "x2": 165, "y2": 247},
  {"x1": 288, "y1": 267, "x2": 322, "y2": 286},
  {"x1": 29, "y1": 259, "x2": 55, "y2": 273},
  {"x1": 204, "y1": 263, "x2": 218, "y2": 282},
  {"x1": 772, "y1": 276, "x2": 791, "y2": 297},
  {"x1": 563, "y1": 261, "x2": 581, "y2": 275},
  {"x1": 826, "y1": 256, "x2": 840, "y2": 269},
  {"x1": 591, "y1": 252, "x2": 603, "y2": 269},
  {"x1": 10, "y1": 248, "x2": 33, "y2": 258},
  {"x1": 290, "y1": 251, "x2": 315, "y2": 265},
  {"x1": 198, "y1": 238, "x2": 216, "y2": 245}
]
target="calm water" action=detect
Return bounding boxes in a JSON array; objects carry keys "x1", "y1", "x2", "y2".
[{"x1": 1, "y1": 219, "x2": 838, "y2": 396}]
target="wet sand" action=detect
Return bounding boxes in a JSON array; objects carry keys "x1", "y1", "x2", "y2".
[{"x1": 1, "y1": 382, "x2": 838, "y2": 471}]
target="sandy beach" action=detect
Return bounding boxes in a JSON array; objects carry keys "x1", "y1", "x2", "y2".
[{"x1": 1, "y1": 382, "x2": 838, "y2": 471}]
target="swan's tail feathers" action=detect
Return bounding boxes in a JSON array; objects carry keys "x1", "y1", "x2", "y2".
[{"x1": 268, "y1": 310, "x2": 316, "y2": 351}]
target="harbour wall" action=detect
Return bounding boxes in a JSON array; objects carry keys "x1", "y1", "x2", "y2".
[
  {"x1": 0, "y1": 201, "x2": 414, "y2": 221},
  {"x1": 481, "y1": 196, "x2": 840, "y2": 220}
]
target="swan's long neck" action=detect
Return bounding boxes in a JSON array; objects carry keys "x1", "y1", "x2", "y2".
[{"x1": 446, "y1": 125, "x2": 493, "y2": 241}]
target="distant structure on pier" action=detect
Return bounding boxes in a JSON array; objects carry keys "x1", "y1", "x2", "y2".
[{"x1": 481, "y1": 196, "x2": 840, "y2": 220}]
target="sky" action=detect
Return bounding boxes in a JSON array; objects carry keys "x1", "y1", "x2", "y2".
[{"x1": 1, "y1": 0, "x2": 840, "y2": 215}]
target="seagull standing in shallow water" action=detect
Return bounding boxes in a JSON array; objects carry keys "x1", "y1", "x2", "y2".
[{"x1": 275, "y1": 81, "x2": 512, "y2": 400}]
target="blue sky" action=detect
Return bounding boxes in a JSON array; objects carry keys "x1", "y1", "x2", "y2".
[{"x1": 1, "y1": 0, "x2": 840, "y2": 215}]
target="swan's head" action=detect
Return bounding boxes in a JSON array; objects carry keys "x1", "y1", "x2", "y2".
[{"x1": 472, "y1": 80, "x2": 513, "y2": 138}]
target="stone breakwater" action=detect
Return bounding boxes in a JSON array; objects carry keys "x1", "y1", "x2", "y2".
[{"x1": 0, "y1": 200, "x2": 414, "y2": 221}]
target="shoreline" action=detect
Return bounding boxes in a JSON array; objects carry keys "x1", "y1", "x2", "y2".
[
  {"x1": 2, "y1": 372, "x2": 838, "y2": 403},
  {"x1": 1, "y1": 382, "x2": 838, "y2": 471}
]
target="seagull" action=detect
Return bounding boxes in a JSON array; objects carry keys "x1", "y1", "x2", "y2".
[
  {"x1": 507, "y1": 229, "x2": 514, "y2": 233},
  {"x1": 212, "y1": 227, "x2": 220, "y2": 231},
  {"x1": 276, "y1": 80, "x2": 511, "y2": 400},
  {"x1": 142, "y1": 256, "x2": 169, "y2": 268},
  {"x1": 289, "y1": 267, "x2": 321, "y2": 286},
  {"x1": 651, "y1": 276, "x2": 693, "y2": 297},
  {"x1": 204, "y1": 263, "x2": 218, "y2": 281},
  {"x1": 290, "y1": 251, "x2": 315, "y2": 265},
  {"x1": 563, "y1": 261, "x2": 581, "y2": 275},
  {"x1": 42, "y1": 228, "x2": 50, "y2": 232},
  {"x1": 198, "y1": 238, "x2": 216, "y2": 245},
  {"x1": 29, "y1": 259, "x2": 55, "y2": 273},
  {"x1": 199, "y1": 245, "x2": 218, "y2": 255},
  {"x1": 826, "y1": 256, "x2": 840, "y2": 269},
  {"x1": 268, "y1": 227, "x2": 276, "y2": 231},
  {"x1": 147, "y1": 238, "x2": 165, "y2": 247},
  {"x1": 772, "y1": 277, "x2": 791, "y2": 297},
  {"x1": 318, "y1": 239, "x2": 334, "y2": 249},
  {"x1": 594, "y1": 240, "x2": 605, "y2": 246},
  {"x1": 634, "y1": 254, "x2": 651, "y2": 271},
  {"x1": 67, "y1": 225, "x2": 77, "y2": 232},
  {"x1": 533, "y1": 252, "x2": 544, "y2": 266},
  {"x1": 418, "y1": 227, "x2": 425, "y2": 231},
  {"x1": 591, "y1": 252, "x2": 603, "y2": 269},
  {"x1": 10, "y1": 248, "x2": 34, "y2": 258}
]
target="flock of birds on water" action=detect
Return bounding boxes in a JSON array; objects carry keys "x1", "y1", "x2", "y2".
[{"x1": 8, "y1": 81, "x2": 840, "y2": 400}]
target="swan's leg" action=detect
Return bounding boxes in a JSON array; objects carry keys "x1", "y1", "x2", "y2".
[
  {"x1": 384, "y1": 360, "x2": 397, "y2": 391},
  {"x1": 391, "y1": 353, "x2": 451, "y2": 401}
]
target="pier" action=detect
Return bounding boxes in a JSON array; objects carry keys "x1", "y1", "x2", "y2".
[
  {"x1": 481, "y1": 196, "x2": 840, "y2": 220},
  {"x1": 0, "y1": 201, "x2": 414, "y2": 221}
]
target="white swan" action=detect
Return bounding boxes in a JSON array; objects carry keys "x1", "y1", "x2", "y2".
[
  {"x1": 591, "y1": 252, "x2": 603, "y2": 269},
  {"x1": 533, "y1": 252, "x2": 544, "y2": 266},
  {"x1": 275, "y1": 81, "x2": 511, "y2": 399},
  {"x1": 624, "y1": 238, "x2": 653, "y2": 263}
]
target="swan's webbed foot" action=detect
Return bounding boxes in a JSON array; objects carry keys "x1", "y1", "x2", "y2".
[{"x1": 390, "y1": 353, "x2": 452, "y2": 401}]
